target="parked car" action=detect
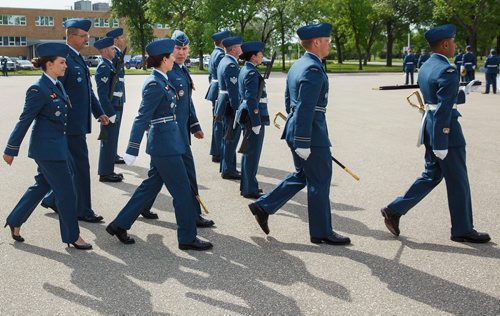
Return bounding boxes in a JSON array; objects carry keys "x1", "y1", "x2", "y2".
[
  {"x1": 203, "y1": 55, "x2": 210, "y2": 67},
  {"x1": 16, "y1": 60, "x2": 34, "y2": 70},
  {"x1": 84, "y1": 55, "x2": 101, "y2": 67},
  {"x1": 0, "y1": 56, "x2": 16, "y2": 71},
  {"x1": 261, "y1": 56, "x2": 272, "y2": 67},
  {"x1": 188, "y1": 57, "x2": 200, "y2": 67},
  {"x1": 125, "y1": 55, "x2": 144, "y2": 69}
]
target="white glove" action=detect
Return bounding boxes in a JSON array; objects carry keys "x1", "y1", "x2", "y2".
[
  {"x1": 433, "y1": 149, "x2": 448, "y2": 160},
  {"x1": 109, "y1": 114, "x2": 117, "y2": 124},
  {"x1": 123, "y1": 153, "x2": 137, "y2": 166},
  {"x1": 252, "y1": 125, "x2": 261, "y2": 135},
  {"x1": 295, "y1": 148, "x2": 311, "y2": 160},
  {"x1": 462, "y1": 79, "x2": 479, "y2": 94}
]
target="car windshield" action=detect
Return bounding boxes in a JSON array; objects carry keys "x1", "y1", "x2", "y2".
[{"x1": 19, "y1": 60, "x2": 30, "y2": 64}]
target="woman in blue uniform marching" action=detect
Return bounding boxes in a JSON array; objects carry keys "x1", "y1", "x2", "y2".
[
  {"x1": 106, "y1": 39, "x2": 213, "y2": 251},
  {"x1": 137, "y1": 30, "x2": 215, "y2": 227},
  {"x1": 236, "y1": 41, "x2": 270, "y2": 199},
  {"x1": 3, "y1": 43, "x2": 92, "y2": 250}
]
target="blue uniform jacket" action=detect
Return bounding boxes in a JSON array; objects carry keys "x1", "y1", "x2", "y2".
[
  {"x1": 418, "y1": 54, "x2": 466, "y2": 150},
  {"x1": 403, "y1": 54, "x2": 417, "y2": 71},
  {"x1": 59, "y1": 46, "x2": 104, "y2": 135},
  {"x1": 112, "y1": 47, "x2": 126, "y2": 103},
  {"x1": 214, "y1": 54, "x2": 240, "y2": 118},
  {"x1": 4, "y1": 74, "x2": 71, "y2": 160},
  {"x1": 236, "y1": 62, "x2": 270, "y2": 127},
  {"x1": 484, "y1": 55, "x2": 500, "y2": 74},
  {"x1": 282, "y1": 52, "x2": 330, "y2": 149},
  {"x1": 453, "y1": 53, "x2": 463, "y2": 68},
  {"x1": 168, "y1": 63, "x2": 202, "y2": 146},
  {"x1": 462, "y1": 52, "x2": 476, "y2": 71},
  {"x1": 126, "y1": 70, "x2": 185, "y2": 157},
  {"x1": 417, "y1": 54, "x2": 430, "y2": 68},
  {"x1": 205, "y1": 47, "x2": 225, "y2": 101},
  {"x1": 95, "y1": 58, "x2": 124, "y2": 117}
]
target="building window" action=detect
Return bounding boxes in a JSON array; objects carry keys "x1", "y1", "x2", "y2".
[
  {"x1": 35, "y1": 16, "x2": 54, "y2": 26},
  {"x1": 155, "y1": 23, "x2": 168, "y2": 29},
  {"x1": 0, "y1": 36, "x2": 26, "y2": 46},
  {"x1": 0, "y1": 15, "x2": 26, "y2": 26}
]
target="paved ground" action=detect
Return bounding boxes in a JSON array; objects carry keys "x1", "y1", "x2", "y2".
[{"x1": 0, "y1": 73, "x2": 499, "y2": 315}]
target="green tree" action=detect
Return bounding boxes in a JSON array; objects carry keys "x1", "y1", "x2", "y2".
[{"x1": 111, "y1": 0, "x2": 154, "y2": 70}]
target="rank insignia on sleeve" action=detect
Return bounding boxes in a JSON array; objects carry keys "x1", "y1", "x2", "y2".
[
  {"x1": 230, "y1": 77, "x2": 238, "y2": 85},
  {"x1": 101, "y1": 77, "x2": 108, "y2": 83},
  {"x1": 50, "y1": 92, "x2": 57, "y2": 99},
  {"x1": 443, "y1": 128, "x2": 450, "y2": 134}
]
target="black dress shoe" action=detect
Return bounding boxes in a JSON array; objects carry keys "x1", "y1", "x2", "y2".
[
  {"x1": 248, "y1": 203, "x2": 269, "y2": 235},
  {"x1": 115, "y1": 157, "x2": 126, "y2": 164},
  {"x1": 106, "y1": 223, "x2": 135, "y2": 244},
  {"x1": 211, "y1": 156, "x2": 221, "y2": 163},
  {"x1": 311, "y1": 232, "x2": 351, "y2": 245},
  {"x1": 99, "y1": 174, "x2": 123, "y2": 182},
  {"x1": 221, "y1": 171, "x2": 241, "y2": 180},
  {"x1": 113, "y1": 172, "x2": 124, "y2": 179},
  {"x1": 41, "y1": 201, "x2": 58, "y2": 213},
  {"x1": 242, "y1": 192, "x2": 264, "y2": 199},
  {"x1": 381, "y1": 207, "x2": 401, "y2": 236},
  {"x1": 179, "y1": 237, "x2": 213, "y2": 251},
  {"x1": 141, "y1": 209, "x2": 159, "y2": 219},
  {"x1": 4, "y1": 223, "x2": 24, "y2": 242},
  {"x1": 451, "y1": 230, "x2": 491, "y2": 243},
  {"x1": 196, "y1": 215, "x2": 215, "y2": 228},
  {"x1": 78, "y1": 214, "x2": 104, "y2": 223},
  {"x1": 67, "y1": 242, "x2": 93, "y2": 250}
]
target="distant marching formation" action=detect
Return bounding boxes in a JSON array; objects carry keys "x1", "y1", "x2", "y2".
[{"x1": 3, "y1": 19, "x2": 492, "y2": 253}]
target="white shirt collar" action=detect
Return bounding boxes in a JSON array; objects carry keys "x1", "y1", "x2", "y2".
[
  {"x1": 433, "y1": 53, "x2": 451, "y2": 64},
  {"x1": 114, "y1": 45, "x2": 121, "y2": 53},
  {"x1": 43, "y1": 72, "x2": 57, "y2": 85},
  {"x1": 67, "y1": 44, "x2": 80, "y2": 56},
  {"x1": 227, "y1": 54, "x2": 238, "y2": 63},
  {"x1": 153, "y1": 68, "x2": 169, "y2": 81}
]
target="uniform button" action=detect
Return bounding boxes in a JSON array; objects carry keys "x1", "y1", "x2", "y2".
[
  {"x1": 65, "y1": 114, "x2": 67, "y2": 116},
  {"x1": 64, "y1": 123, "x2": 67, "y2": 126},
  {"x1": 64, "y1": 132, "x2": 66, "y2": 134}
]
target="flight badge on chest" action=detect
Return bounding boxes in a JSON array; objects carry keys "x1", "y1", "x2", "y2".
[{"x1": 50, "y1": 92, "x2": 57, "y2": 99}]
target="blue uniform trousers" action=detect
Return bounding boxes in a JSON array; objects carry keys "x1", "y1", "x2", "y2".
[
  {"x1": 255, "y1": 146, "x2": 334, "y2": 238},
  {"x1": 221, "y1": 117, "x2": 241, "y2": 174},
  {"x1": 240, "y1": 126, "x2": 265, "y2": 195},
  {"x1": 465, "y1": 70, "x2": 475, "y2": 83},
  {"x1": 98, "y1": 111, "x2": 122, "y2": 175},
  {"x1": 387, "y1": 144, "x2": 473, "y2": 236},
  {"x1": 209, "y1": 101, "x2": 224, "y2": 158},
  {"x1": 141, "y1": 147, "x2": 202, "y2": 216},
  {"x1": 112, "y1": 154, "x2": 198, "y2": 243},
  {"x1": 7, "y1": 160, "x2": 79, "y2": 243},
  {"x1": 43, "y1": 135, "x2": 94, "y2": 217},
  {"x1": 405, "y1": 70, "x2": 414, "y2": 85},
  {"x1": 485, "y1": 73, "x2": 497, "y2": 93}
]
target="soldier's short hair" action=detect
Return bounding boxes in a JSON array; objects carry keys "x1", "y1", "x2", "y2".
[
  {"x1": 300, "y1": 39, "x2": 314, "y2": 50},
  {"x1": 66, "y1": 27, "x2": 79, "y2": 36},
  {"x1": 214, "y1": 39, "x2": 223, "y2": 46}
]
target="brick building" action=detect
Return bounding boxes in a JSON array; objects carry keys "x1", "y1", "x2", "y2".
[{"x1": 0, "y1": 6, "x2": 169, "y2": 58}]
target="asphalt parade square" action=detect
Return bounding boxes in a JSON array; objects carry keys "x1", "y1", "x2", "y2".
[{"x1": 0, "y1": 73, "x2": 498, "y2": 314}]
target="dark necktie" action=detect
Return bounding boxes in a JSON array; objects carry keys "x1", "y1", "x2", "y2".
[{"x1": 56, "y1": 81, "x2": 72, "y2": 108}]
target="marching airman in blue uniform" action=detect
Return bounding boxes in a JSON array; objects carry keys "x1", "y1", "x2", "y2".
[
  {"x1": 206, "y1": 30, "x2": 231, "y2": 163},
  {"x1": 236, "y1": 41, "x2": 270, "y2": 199},
  {"x1": 41, "y1": 18, "x2": 109, "y2": 223},
  {"x1": 403, "y1": 49, "x2": 416, "y2": 85},
  {"x1": 463, "y1": 45, "x2": 476, "y2": 83},
  {"x1": 417, "y1": 49, "x2": 430, "y2": 69},
  {"x1": 3, "y1": 43, "x2": 92, "y2": 250},
  {"x1": 248, "y1": 23, "x2": 351, "y2": 246},
  {"x1": 453, "y1": 48, "x2": 464, "y2": 82},
  {"x1": 381, "y1": 24, "x2": 490, "y2": 243},
  {"x1": 1, "y1": 56, "x2": 8, "y2": 76},
  {"x1": 106, "y1": 27, "x2": 127, "y2": 165},
  {"x1": 94, "y1": 37, "x2": 124, "y2": 183},
  {"x1": 483, "y1": 48, "x2": 499, "y2": 94},
  {"x1": 137, "y1": 30, "x2": 215, "y2": 227},
  {"x1": 106, "y1": 39, "x2": 213, "y2": 251},
  {"x1": 215, "y1": 36, "x2": 243, "y2": 179}
]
